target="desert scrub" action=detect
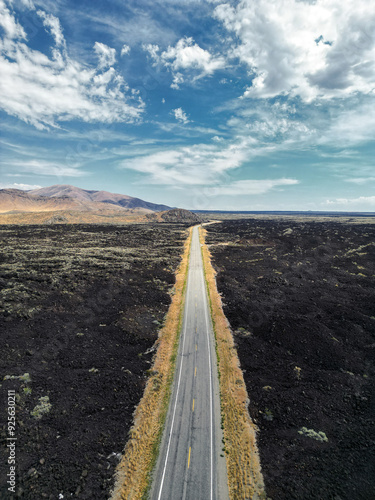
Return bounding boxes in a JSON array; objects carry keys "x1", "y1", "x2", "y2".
[
  {"x1": 110, "y1": 227, "x2": 192, "y2": 500},
  {"x1": 4, "y1": 373, "x2": 31, "y2": 384},
  {"x1": 298, "y1": 427, "x2": 328, "y2": 442},
  {"x1": 31, "y1": 396, "x2": 52, "y2": 420},
  {"x1": 263, "y1": 408, "x2": 274, "y2": 422}
]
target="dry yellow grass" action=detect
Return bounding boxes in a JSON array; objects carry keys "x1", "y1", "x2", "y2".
[
  {"x1": 199, "y1": 226, "x2": 266, "y2": 500},
  {"x1": 110, "y1": 227, "x2": 193, "y2": 500},
  {"x1": 0, "y1": 209, "x2": 149, "y2": 225}
]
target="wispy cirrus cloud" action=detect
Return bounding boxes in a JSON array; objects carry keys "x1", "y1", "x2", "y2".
[
  {"x1": 120, "y1": 141, "x2": 249, "y2": 186},
  {"x1": 119, "y1": 140, "x2": 299, "y2": 203},
  {"x1": 0, "y1": 182, "x2": 42, "y2": 190},
  {"x1": 118, "y1": 136, "x2": 295, "y2": 189},
  {"x1": 80, "y1": 7, "x2": 177, "y2": 47},
  {"x1": 37, "y1": 9, "x2": 65, "y2": 48},
  {"x1": 318, "y1": 98, "x2": 375, "y2": 146},
  {"x1": 3, "y1": 159, "x2": 89, "y2": 177},
  {"x1": 324, "y1": 196, "x2": 375, "y2": 208},
  {"x1": 204, "y1": 178, "x2": 300, "y2": 196},
  {"x1": 344, "y1": 177, "x2": 375, "y2": 184}
]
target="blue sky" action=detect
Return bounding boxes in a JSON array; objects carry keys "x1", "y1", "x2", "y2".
[{"x1": 1, "y1": 0, "x2": 375, "y2": 211}]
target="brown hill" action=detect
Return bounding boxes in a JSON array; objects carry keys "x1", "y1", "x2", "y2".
[
  {"x1": 146, "y1": 208, "x2": 201, "y2": 224},
  {"x1": 29, "y1": 185, "x2": 95, "y2": 201},
  {"x1": 0, "y1": 185, "x2": 171, "y2": 214},
  {"x1": 0, "y1": 189, "x2": 126, "y2": 213},
  {"x1": 29, "y1": 185, "x2": 171, "y2": 211}
]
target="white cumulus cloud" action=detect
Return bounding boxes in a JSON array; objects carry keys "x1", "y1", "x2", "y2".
[
  {"x1": 0, "y1": 0, "x2": 26, "y2": 39},
  {"x1": 162, "y1": 37, "x2": 225, "y2": 74},
  {"x1": 0, "y1": 4, "x2": 144, "y2": 129},
  {"x1": 172, "y1": 107, "x2": 190, "y2": 124},
  {"x1": 143, "y1": 43, "x2": 160, "y2": 60},
  {"x1": 94, "y1": 41, "x2": 116, "y2": 69},
  {"x1": 145, "y1": 37, "x2": 225, "y2": 88},
  {"x1": 214, "y1": 0, "x2": 375, "y2": 101},
  {"x1": 121, "y1": 44, "x2": 130, "y2": 56}
]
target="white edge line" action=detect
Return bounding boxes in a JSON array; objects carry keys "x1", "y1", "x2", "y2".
[
  {"x1": 157, "y1": 237, "x2": 191, "y2": 500},
  {"x1": 200, "y1": 229, "x2": 214, "y2": 500}
]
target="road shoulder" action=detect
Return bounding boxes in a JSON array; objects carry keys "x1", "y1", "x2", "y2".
[
  {"x1": 110, "y1": 227, "x2": 193, "y2": 500},
  {"x1": 199, "y1": 226, "x2": 266, "y2": 500}
]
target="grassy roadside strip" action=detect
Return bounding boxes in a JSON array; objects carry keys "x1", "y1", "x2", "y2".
[
  {"x1": 199, "y1": 226, "x2": 266, "y2": 500},
  {"x1": 110, "y1": 227, "x2": 193, "y2": 500}
]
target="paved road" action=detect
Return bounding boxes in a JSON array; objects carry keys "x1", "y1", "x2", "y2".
[{"x1": 150, "y1": 226, "x2": 229, "y2": 500}]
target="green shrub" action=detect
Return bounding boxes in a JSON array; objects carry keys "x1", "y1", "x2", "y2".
[
  {"x1": 31, "y1": 396, "x2": 52, "y2": 420},
  {"x1": 298, "y1": 427, "x2": 328, "y2": 442}
]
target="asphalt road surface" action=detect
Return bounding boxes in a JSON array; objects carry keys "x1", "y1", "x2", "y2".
[{"x1": 150, "y1": 226, "x2": 229, "y2": 500}]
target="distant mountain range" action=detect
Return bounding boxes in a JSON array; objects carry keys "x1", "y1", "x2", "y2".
[{"x1": 0, "y1": 185, "x2": 171, "y2": 214}]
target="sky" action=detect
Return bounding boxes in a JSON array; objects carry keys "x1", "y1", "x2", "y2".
[{"x1": 1, "y1": 0, "x2": 375, "y2": 211}]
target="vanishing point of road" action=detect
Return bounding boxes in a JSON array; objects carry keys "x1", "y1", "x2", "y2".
[{"x1": 150, "y1": 225, "x2": 229, "y2": 500}]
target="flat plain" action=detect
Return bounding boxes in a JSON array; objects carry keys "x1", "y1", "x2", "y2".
[
  {"x1": 1, "y1": 217, "x2": 374, "y2": 500},
  {"x1": 206, "y1": 217, "x2": 375, "y2": 500},
  {"x1": 0, "y1": 223, "x2": 188, "y2": 499}
]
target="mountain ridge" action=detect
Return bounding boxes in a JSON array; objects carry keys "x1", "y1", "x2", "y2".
[{"x1": 0, "y1": 185, "x2": 171, "y2": 213}]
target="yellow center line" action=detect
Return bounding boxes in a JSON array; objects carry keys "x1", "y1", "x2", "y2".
[
  {"x1": 195, "y1": 366, "x2": 197, "y2": 377},
  {"x1": 188, "y1": 447, "x2": 191, "y2": 469},
  {"x1": 192, "y1": 398, "x2": 195, "y2": 412}
]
